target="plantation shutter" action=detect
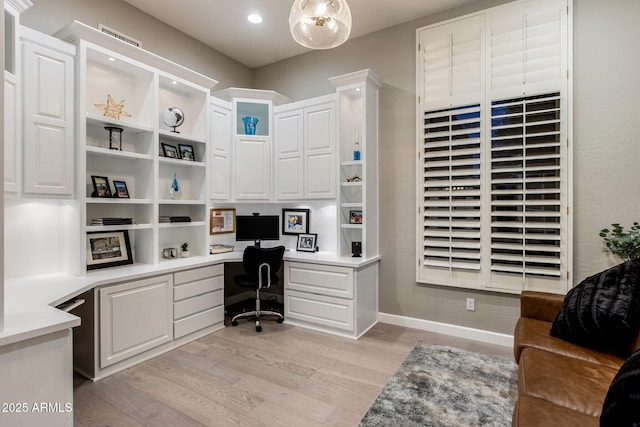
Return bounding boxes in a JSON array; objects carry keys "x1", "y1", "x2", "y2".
[
  {"x1": 419, "y1": 15, "x2": 483, "y2": 111},
  {"x1": 417, "y1": 0, "x2": 570, "y2": 294},
  {"x1": 420, "y1": 104, "x2": 482, "y2": 287},
  {"x1": 489, "y1": 0, "x2": 565, "y2": 99}
]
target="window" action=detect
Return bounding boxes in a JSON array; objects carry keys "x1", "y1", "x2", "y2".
[{"x1": 417, "y1": 0, "x2": 571, "y2": 294}]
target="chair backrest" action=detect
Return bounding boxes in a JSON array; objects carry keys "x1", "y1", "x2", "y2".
[{"x1": 242, "y1": 245, "x2": 286, "y2": 287}]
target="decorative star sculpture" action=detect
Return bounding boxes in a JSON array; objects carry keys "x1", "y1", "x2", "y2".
[{"x1": 94, "y1": 94, "x2": 132, "y2": 120}]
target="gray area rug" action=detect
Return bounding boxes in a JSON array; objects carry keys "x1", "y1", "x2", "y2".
[{"x1": 359, "y1": 343, "x2": 518, "y2": 427}]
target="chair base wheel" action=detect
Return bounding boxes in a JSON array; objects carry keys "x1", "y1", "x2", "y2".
[
  {"x1": 256, "y1": 325, "x2": 262, "y2": 332},
  {"x1": 231, "y1": 320, "x2": 238, "y2": 326},
  {"x1": 277, "y1": 317, "x2": 284, "y2": 323}
]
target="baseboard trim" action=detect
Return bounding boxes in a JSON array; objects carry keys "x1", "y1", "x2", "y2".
[{"x1": 378, "y1": 312, "x2": 513, "y2": 348}]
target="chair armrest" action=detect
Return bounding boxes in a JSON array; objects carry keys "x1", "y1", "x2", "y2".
[{"x1": 520, "y1": 291, "x2": 565, "y2": 322}]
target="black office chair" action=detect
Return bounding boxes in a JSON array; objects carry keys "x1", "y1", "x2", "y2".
[{"x1": 231, "y1": 245, "x2": 285, "y2": 332}]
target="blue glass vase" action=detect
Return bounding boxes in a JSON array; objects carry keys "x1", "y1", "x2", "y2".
[
  {"x1": 169, "y1": 173, "x2": 182, "y2": 200},
  {"x1": 242, "y1": 116, "x2": 259, "y2": 135}
]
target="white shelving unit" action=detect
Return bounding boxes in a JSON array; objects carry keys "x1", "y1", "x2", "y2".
[
  {"x1": 330, "y1": 70, "x2": 382, "y2": 259},
  {"x1": 57, "y1": 21, "x2": 218, "y2": 272}
]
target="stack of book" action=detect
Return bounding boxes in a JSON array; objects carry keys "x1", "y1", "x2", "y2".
[
  {"x1": 210, "y1": 244, "x2": 234, "y2": 254},
  {"x1": 91, "y1": 217, "x2": 133, "y2": 226},
  {"x1": 159, "y1": 216, "x2": 192, "y2": 223}
]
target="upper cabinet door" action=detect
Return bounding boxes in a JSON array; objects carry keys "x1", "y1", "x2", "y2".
[
  {"x1": 275, "y1": 109, "x2": 303, "y2": 200},
  {"x1": 22, "y1": 41, "x2": 74, "y2": 196},
  {"x1": 4, "y1": 74, "x2": 19, "y2": 193},
  {"x1": 234, "y1": 135, "x2": 271, "y2": 200},
  {"x1": 210, "y1": 99, "x2": 232, "y2": 200},
  {"x1": 304, "y1": 102, "x2": 335, "y2": 199}
]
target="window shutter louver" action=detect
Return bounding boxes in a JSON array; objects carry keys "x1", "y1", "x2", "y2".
[
  {"x1": 417, "y1": 0, "x2": 570, "y2": 294},
  {"x1": 420, "y1": 15, "x2": 483, "y2": 110},
  {"x1": 489, "y1": 93, "x2": 564, "y2": 291}
]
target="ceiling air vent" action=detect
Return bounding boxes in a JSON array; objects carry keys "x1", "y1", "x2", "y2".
[{"x1": 98, "y1": 24, "x2": 141, "y2": 48}]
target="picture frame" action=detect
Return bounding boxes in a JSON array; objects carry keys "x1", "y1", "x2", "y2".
[
  {"x1": 112, "y1": 180, "x2": 130, "y2": 198},
  {"x1": 349, "y1": 210, "x2": 363, "y2": 224},
  {"x1": 86, "y1": 230, "x2": 133, "y2": 270},
  {"x1": 296, "y1": 233, "x2": 317, "y2": 252},
  {"x1": 178, "y1": 143, "x2": 196, "y2": 161},
  {"x1": 91, "y1": 175, "x2": 112, "y2": 198},
  {"x1": 210, "y1": 208, "x2": 236, "y2": 235},
  {"x1": 282, "y1": 208, "x2": 310, "y2": 235},
  {"x1": 161, "y1": 143, "x2": 179, "y2": 158}
]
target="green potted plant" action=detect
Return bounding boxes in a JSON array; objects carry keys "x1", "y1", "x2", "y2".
[
  {"x1": 180, "y1": 242, "x2": 190, "y2": 258},
  {"x1": 599, "y1": 222, "x2": 640, "y2": 261}
]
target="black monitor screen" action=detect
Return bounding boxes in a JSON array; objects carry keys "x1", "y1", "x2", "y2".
[{"x1": 235, "y1": 215, "x2": 280, "y2": 245}]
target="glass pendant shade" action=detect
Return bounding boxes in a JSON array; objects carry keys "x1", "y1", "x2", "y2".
[{"x1": 289, "y1": 0, "x2": 352, "y2": 49}]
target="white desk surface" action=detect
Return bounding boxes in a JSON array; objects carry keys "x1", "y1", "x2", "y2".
[{"x1": 1, "y1": 251, "x2": 380, "y2": 347}]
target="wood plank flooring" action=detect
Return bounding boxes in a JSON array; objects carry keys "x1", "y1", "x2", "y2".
[{"x1": 73, "y1": 322, "x2": 513, "y2": 427}]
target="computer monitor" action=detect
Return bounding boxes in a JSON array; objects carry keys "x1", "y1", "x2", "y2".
[{"x1": 235, "y1": 214, "x2": 280, "y2": 247}]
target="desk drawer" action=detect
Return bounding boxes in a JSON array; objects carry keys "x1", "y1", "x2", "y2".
[
  {"x1": 174, "y1": 306, "x2": 224, "y2": 339},
  {"x1": 174, "y1": 275, "x2": 224, "y2": 301},
  {"x1": 286, "y1": 262, "x2": 354, "y2": 298},
  {"x1": 174, "y1": 264, "x2": 223, "y2": 286},
  {"x1": 285, "y1": 289, "x2": 354, "y2": 331},
  {"x1": 174, "y1": 289, "x2": 223, "y2": 320}
]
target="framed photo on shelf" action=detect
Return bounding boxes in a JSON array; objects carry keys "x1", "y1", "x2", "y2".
[
  {"x1": 86, "y1": 230, "x2": 133, "y2": 270},
  {"x1": 161, "y1": 143, "x2": 179, "y2": 158},
  {"x1": 91, "y1": 175, "x2": 112, "y2": 198},
  {"x1": 210, "y1": 208, "x2": 236, "y2": 235},
  {"x1": 296, "y1": 233, "x2": 317, "y2": 252},
  {"x1": 112, "y1": 180, "x2": 130, "y2": 198},
  {"x1": 349, "y1": 210, "x2": 363, "y2": 224},
  {"x1": 178, "y1": 144, "x2": 195, "y2": 161},
  {"x1": 282, "y1": 208, "x2": 310, "y2": 235}
]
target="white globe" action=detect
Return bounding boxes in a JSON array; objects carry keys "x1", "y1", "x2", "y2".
[{"x1": 163, "y1": 107, "x2": 185, "y2": 130}]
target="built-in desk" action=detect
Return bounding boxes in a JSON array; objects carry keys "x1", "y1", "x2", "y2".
[{"x1": 1, "y1": 250, "x2": 379, "y2": 404}]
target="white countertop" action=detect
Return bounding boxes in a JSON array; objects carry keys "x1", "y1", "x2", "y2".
[{"x1": 1, "y1": 251, "x2": 380, "y2": 347}]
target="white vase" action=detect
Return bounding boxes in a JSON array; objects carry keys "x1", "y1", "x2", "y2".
[{"x1": 180, "y1": 250, "x2": 189, "y2": 258}]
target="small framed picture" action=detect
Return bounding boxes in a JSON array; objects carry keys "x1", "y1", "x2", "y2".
[
  {"x1": 282, "y1": 208, "x2": 310, "y2": 235},
  {"x1": 210, "y1": 208, "x2": 236, "y2": 235},
  {"x1": 161, "y1": 143, "x2": 179, "y2": 158},
  {"x1": 349, "y1": 210, "x2": 363, "y2": 224},
  {"x1": 296, "y1": 233, "x2": 317, "y2": 252},
  {"x1": 91, "y1": 175, "x2": 112, "y2": 198},
  {"x1": 112, "y1": 180, "x2": 130, "y2": 198},
  {"x1": 86, "y1": 230, "x2": 133, "y2": 270},
  {"x1": 178, "y1": 144, "x2": 195, "y2": 161}
]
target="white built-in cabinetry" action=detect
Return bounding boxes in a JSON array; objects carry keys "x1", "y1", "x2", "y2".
[
  {"x1": 213, "y1": 88, "x2": 291, "y2": 202},
  {"x1": 330, "y1": 70, "x2": 382, "y2": 258},
  {"x1": 284, "y1": 260, "x2": 378, "y2": 338},
  {"x1": 99, "y1": 274, "x2": 173, "y2": 368},
  {"x1": 55, "y1": 21, "x2": 217, "y2": 272},
  {"x1": 4, "y1": 8, "x2": 75, "y2": 198},
  {"x1": 274, "y1": 94, "x2": 336, "y2": 200},
  {"x1": 209, "y1": 97, "x2": 232, "y2": 200},
  {"x1": 75, "y1": 263, "x2": 225, "y2": 380}
]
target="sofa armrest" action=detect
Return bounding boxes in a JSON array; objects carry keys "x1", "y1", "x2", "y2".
[{"x1": 520, "y1": 291, "x2": 565, "y2": 322}]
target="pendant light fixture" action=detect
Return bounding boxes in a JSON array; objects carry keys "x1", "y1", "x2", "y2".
[{"x1": 289, "y1": 0, "x2": 352, "y2": 49}]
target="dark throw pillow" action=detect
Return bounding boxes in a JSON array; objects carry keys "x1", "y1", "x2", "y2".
[
  {"x1": 600, "y1": 348, "x2": 640, "y2": 427},
  {"x1": 550, "y1": 259, "x2": 640, "y2": 354}
]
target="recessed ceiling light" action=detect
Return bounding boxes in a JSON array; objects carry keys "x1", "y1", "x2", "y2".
[
  {"x1": 248, "y1": 14, "x2": 263, "y2": 24},
  {"x1": 172, "y1": 80, "x2": 178, "y2": 85},
  {"x1": 108, "y1": 57, "x2": 115, "y2": 62}
]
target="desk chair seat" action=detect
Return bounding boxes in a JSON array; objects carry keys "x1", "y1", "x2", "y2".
[{"x1": 231, "y1": 245, "x2": 285, "y2": 332}]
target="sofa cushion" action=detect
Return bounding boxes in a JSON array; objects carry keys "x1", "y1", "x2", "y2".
[
  {"x1": 518, "y1": 348, "x2": 618, "y2": 417},
  {"x1": 600, "y1": 348, "x2": 640, "y2": 427},
  {"x1": 514, "y1": 317, "x2": 625, "y2": 369},
  {"x1": 550, "y1": 259, "x2": 640, "y2": 355},
  {"x1": 513, "y1": 395, "x2": 598, "y2": 427}
]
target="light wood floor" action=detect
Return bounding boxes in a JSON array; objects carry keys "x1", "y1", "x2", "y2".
[{"x1": 73, "y1": 321, "x2": 513, "y2": 427}]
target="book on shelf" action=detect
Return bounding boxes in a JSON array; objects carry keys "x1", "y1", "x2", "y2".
[
  {"x1": 91, "y1": 217, "x2": 133, "y2": 226},
  {"x1": 159, "y1": 216, "x2": 192, "y2": 223},
  {"x1": 210, "y1": 244, "x2": 234, "y2": 254}
]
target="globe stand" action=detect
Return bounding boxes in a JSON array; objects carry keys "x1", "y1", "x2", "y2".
[{"x1": 170, "y1": 126, "x2": 180, "y2": 134}]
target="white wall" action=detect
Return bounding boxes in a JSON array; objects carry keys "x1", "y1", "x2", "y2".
[
  {"x1": 254, "y1": 0, "x2": 640, "y2": 334},
  {"x1": 20, "y1": 0, "x2": 252, "y2": 90}
]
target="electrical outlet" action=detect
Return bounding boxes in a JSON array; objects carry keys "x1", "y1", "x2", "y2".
[{"x1": 466, "y1": 298, "x2": 475, "y2": 311}]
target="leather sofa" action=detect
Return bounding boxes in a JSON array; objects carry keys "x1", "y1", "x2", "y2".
[{"x1": 512, "y1": 291, "x2": 640, "y2": 427}]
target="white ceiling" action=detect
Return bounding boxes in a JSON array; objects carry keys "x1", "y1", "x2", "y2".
[{"x1": 121, "y1": 0, "x2": 479, "y2": 68}]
